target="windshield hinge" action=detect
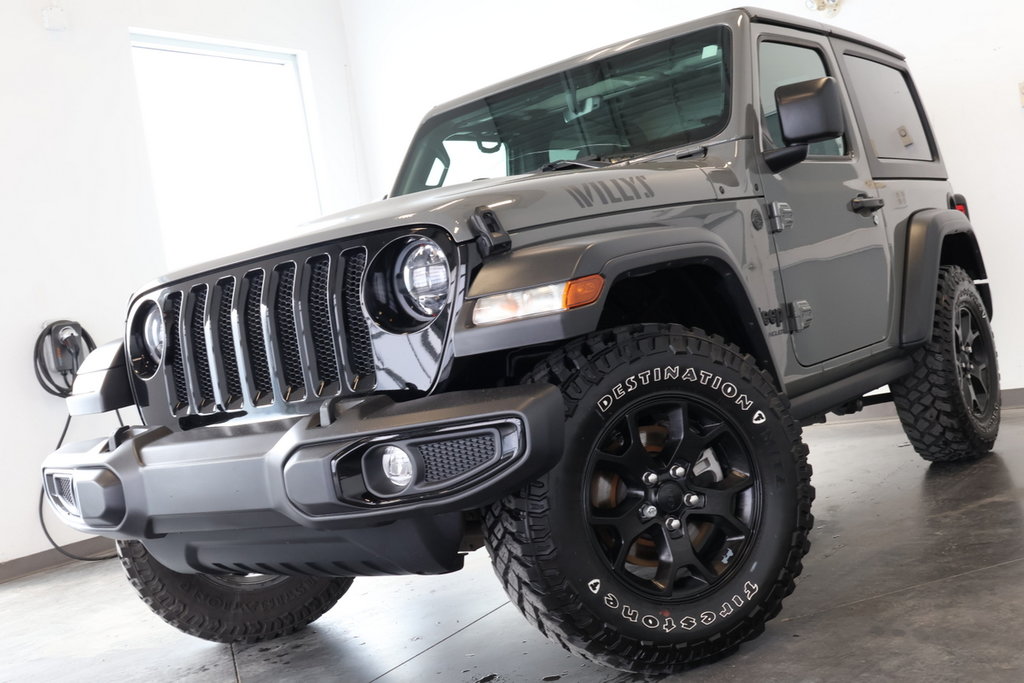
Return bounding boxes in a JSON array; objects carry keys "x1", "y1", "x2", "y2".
[{"x1": 468, "y1": 207, "x2": 512, "y2": 258}]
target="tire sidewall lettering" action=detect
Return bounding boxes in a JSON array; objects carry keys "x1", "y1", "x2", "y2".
[
  {"x1": 595, "y1": 363, "x2": 767, "y2": 427},
  {"x1": 591, "y1": 582, "x2": 761, "y2": 636}
]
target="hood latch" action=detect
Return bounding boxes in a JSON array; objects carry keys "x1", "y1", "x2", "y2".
[{"x1": 468, "y1": 206, "x2": 511, "y2": 258}]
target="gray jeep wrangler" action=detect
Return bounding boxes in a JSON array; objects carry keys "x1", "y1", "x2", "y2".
[{"x1": 43, "y1": 7, "x2": 999, "y2": 674}]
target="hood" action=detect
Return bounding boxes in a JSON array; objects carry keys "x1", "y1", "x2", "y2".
[{"x1": 146, "y1": 159, "x2": 722, "y2": 291}]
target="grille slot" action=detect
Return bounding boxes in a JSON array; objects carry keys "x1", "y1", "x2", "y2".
[
  {"x1": 216, "y1": 277, "x2": 243, "y2": 403},
  {"x1": 164, "y1": 292, "x2": 188, "y2": 410},
  {"x1": 307, "y1": 255, "x2": 339, "y2": 387},
  {"x1": 273, "y1": 263, "x2": 305, "y2": 398},
  {"x1": 243, "y1": 270, "x2": 273, "y2": 401},
  {"x1": 419, "y1": 434, "x2": 497, "y2": 483},
  {"x1": 342, "y1": 249, "x2": 375, "y2": 378},
  {"x1": 189, "y1": 285, "x2": 215, "y2": 407}
]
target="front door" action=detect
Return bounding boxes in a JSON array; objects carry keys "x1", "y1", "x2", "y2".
[{"x1": 755, "y1": 30, "x2": 891, "y2": 367}]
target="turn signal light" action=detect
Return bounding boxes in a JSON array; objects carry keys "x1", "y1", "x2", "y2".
[{"x1": 564, "y1": 274, "x2": 605, "y2": 309}]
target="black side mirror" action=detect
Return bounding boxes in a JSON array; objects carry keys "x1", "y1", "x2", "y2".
[{"x1": 764, "y1": 76, "x2": 845, "y2": 173}]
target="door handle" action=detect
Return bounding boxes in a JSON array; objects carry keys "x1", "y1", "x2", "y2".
[{"x1": 849, "y1": 193, "x2": 885, "y2": 216}]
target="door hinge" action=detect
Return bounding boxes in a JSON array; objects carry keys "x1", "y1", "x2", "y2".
[
  {"x1": 787, "y1": 300, "x2": 813, "y2": 332},
  {"x1": 768, "y1": 202, "x2": 793, "y2": 233}
]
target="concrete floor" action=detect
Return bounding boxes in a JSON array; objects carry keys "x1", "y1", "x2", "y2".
[{"x1": 3, "y1": 409, "x2": 1024, "y2": 682}]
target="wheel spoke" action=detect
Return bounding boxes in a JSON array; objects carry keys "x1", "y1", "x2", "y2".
[
  {"x1": 965, "y1": 321, "x2": 981, "y2": 348},
  {"x1": 650, "y1": 526, "x2": 681, "y2": 594},
  {"x1": 692, "y1": 481, "x2": 752, "y2": 537},
  {"x1": 957, "y1": 310, "x2": 971, "y2": 348},
  {"x1": 961, "y1": 373, "x2": 979, "y2": 412},
  {"x1": 595, "y1": 412, "x2": 665, "y2": 479},
  {"x1": 970, "y1": 361, "x2": 989, "y2": 390},
  {"x1": 668, "y1": 410, "x2": 726, "y2": 468},
  {"x1": 593, "y1": 443, "x2": 660, "y2": 483},
  {"x1": 625, "y1": 445, "x2": 665, "y2": 481},
  {"x1": 588, "y1": 502, "x2": 653, "y2": 569},
  {"x1": 667, "y1": 530, "x2": 717, "y2": 584},
  {"x1": 653, "y1": 557, "x2": 681, "y2": 594}
]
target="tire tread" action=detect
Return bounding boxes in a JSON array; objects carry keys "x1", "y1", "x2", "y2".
[
  {"x1": 892, "y1": 266, "x2": 999, "y2": 462},
  {"x1": 117, "y1": 540, "x2": 352, "y2": 644}
]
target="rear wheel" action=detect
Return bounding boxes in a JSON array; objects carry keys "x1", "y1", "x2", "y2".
[
  {"x1": 484, "y1": 325, "x2": 814, "y2": 673},
  {"x1": 118, "y1": 540, "x2": 352, "y2": 643},
  {"x1": 892, "y1": 266, "x2": 1000, "y2": 461}
]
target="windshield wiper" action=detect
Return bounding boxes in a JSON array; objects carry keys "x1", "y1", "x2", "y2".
[{"x1": 539, "y1": 156, "x2": 611, "y2": 173}]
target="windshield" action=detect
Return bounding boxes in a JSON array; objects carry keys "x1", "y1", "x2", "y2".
[{"x1": 392, "y1": 26, "x2": 731, "y2": 196}]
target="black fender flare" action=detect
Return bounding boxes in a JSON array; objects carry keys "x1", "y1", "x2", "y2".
[
  {"x1": 454, "y1": 226, "x2": 777, "y2": 383},
  {"x1": 901, "y1": 208, "x2": 990, "y2": 347}
]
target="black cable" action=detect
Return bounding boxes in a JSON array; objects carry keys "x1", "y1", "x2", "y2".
[
  {"x1": 34, "y1": 328, "x2": 69, "y2": 397},
  {"x1": 55, "y1": 411, "x2": 71, "y2": 447},
  {"x1": 38, "y1": 490, "x2": 118, "y2": 562}
]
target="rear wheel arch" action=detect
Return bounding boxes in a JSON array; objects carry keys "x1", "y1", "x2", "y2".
[{"x1": 901, "y1": 209, "x2": 990, "y2": 347}]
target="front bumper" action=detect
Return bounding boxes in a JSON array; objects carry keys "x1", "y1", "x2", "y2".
[{"x1": 42, "y1": 384, "x2": 562, "y2": 575}]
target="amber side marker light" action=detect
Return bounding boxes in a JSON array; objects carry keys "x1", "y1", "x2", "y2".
[{"x1": 565, "y1": 274, "x2": 605, "y2": 309}]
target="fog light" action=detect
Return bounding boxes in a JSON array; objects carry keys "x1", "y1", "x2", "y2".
[{"x1": 381, "y1": 446, "x2": 413, "y2": 488}]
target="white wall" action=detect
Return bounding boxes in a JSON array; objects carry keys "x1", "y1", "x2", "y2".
[
  {"x1": 0, "y1": 0, "x2": 360, "y2": 563},
  {"x1": 340, "y1": 0, "x2": 1024, "y2": 389}
]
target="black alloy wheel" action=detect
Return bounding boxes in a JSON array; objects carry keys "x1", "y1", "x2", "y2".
[
  {"x1": 587, "y1": 395, "x2": 758, "y2": 601},
  {"x1": 954, "y1": 303, "x2": 995, "y2": 417}
]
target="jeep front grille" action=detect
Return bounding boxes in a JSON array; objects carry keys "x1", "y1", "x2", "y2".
[{"x1": 161, "y1": 247, "x2": 375, "y2": 415}]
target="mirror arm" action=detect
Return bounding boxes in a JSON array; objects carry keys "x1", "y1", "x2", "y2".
[{"x1": 763, "y1": 144, "x2": 809, "y2": 174}]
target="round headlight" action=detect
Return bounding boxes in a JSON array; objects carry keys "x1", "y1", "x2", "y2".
[
  {"x1": 397, "y1": 239, "x2": 450, "y2": 319},
  {"x1": 130, "y1": 302, "x2": 165, "y2": 378},
  {"x1": 142, "y1": 305, "x2": 166, "y2": 364}
]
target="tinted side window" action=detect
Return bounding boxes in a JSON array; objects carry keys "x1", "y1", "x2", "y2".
[
  {"x1": 759, "y1": 42, "x2": 845, "y2": 156},
  {"x1": 842, "y1": 56, "x2": 932, "y2": 161}
]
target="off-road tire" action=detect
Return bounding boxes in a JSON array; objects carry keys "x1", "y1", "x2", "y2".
[
  {"x1": 118, "y1": 540, "x2": 352, "y2": 643},
  {"x1": 483, "y1": 324, "x2": 814, "y2": 674},
  {"x1": 892, "y1": 266, "x2": 1000, "y2": 462}
]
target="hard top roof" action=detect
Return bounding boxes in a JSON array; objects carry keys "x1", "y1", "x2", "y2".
[{"x1": 423, "y1": 7, "x2": 903, "y2": 120}]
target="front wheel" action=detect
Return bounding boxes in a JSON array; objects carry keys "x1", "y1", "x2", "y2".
[
  {"x1": 484, "y1": 325, "x2": 814, "y2": 674},
  {"x1": 118, "y1": 540, "x2": 352, "y2": 643}
]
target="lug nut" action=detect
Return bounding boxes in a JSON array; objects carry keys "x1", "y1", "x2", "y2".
[
  {"x1": 669, "y1": 465, "x2": 686, "y2": 479},
  {"x1": 683, "y1": 492, "x2": 702, "y2": 508},
  {"x1": 639, "y1": 504, "x2": 658, "y2": 520},
  {"x1": 665, "y1": 517, "x2": 682, "y2": 531},
  {"x1": 642, "y1": 471, "x2": 659, "y2": 486}
]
